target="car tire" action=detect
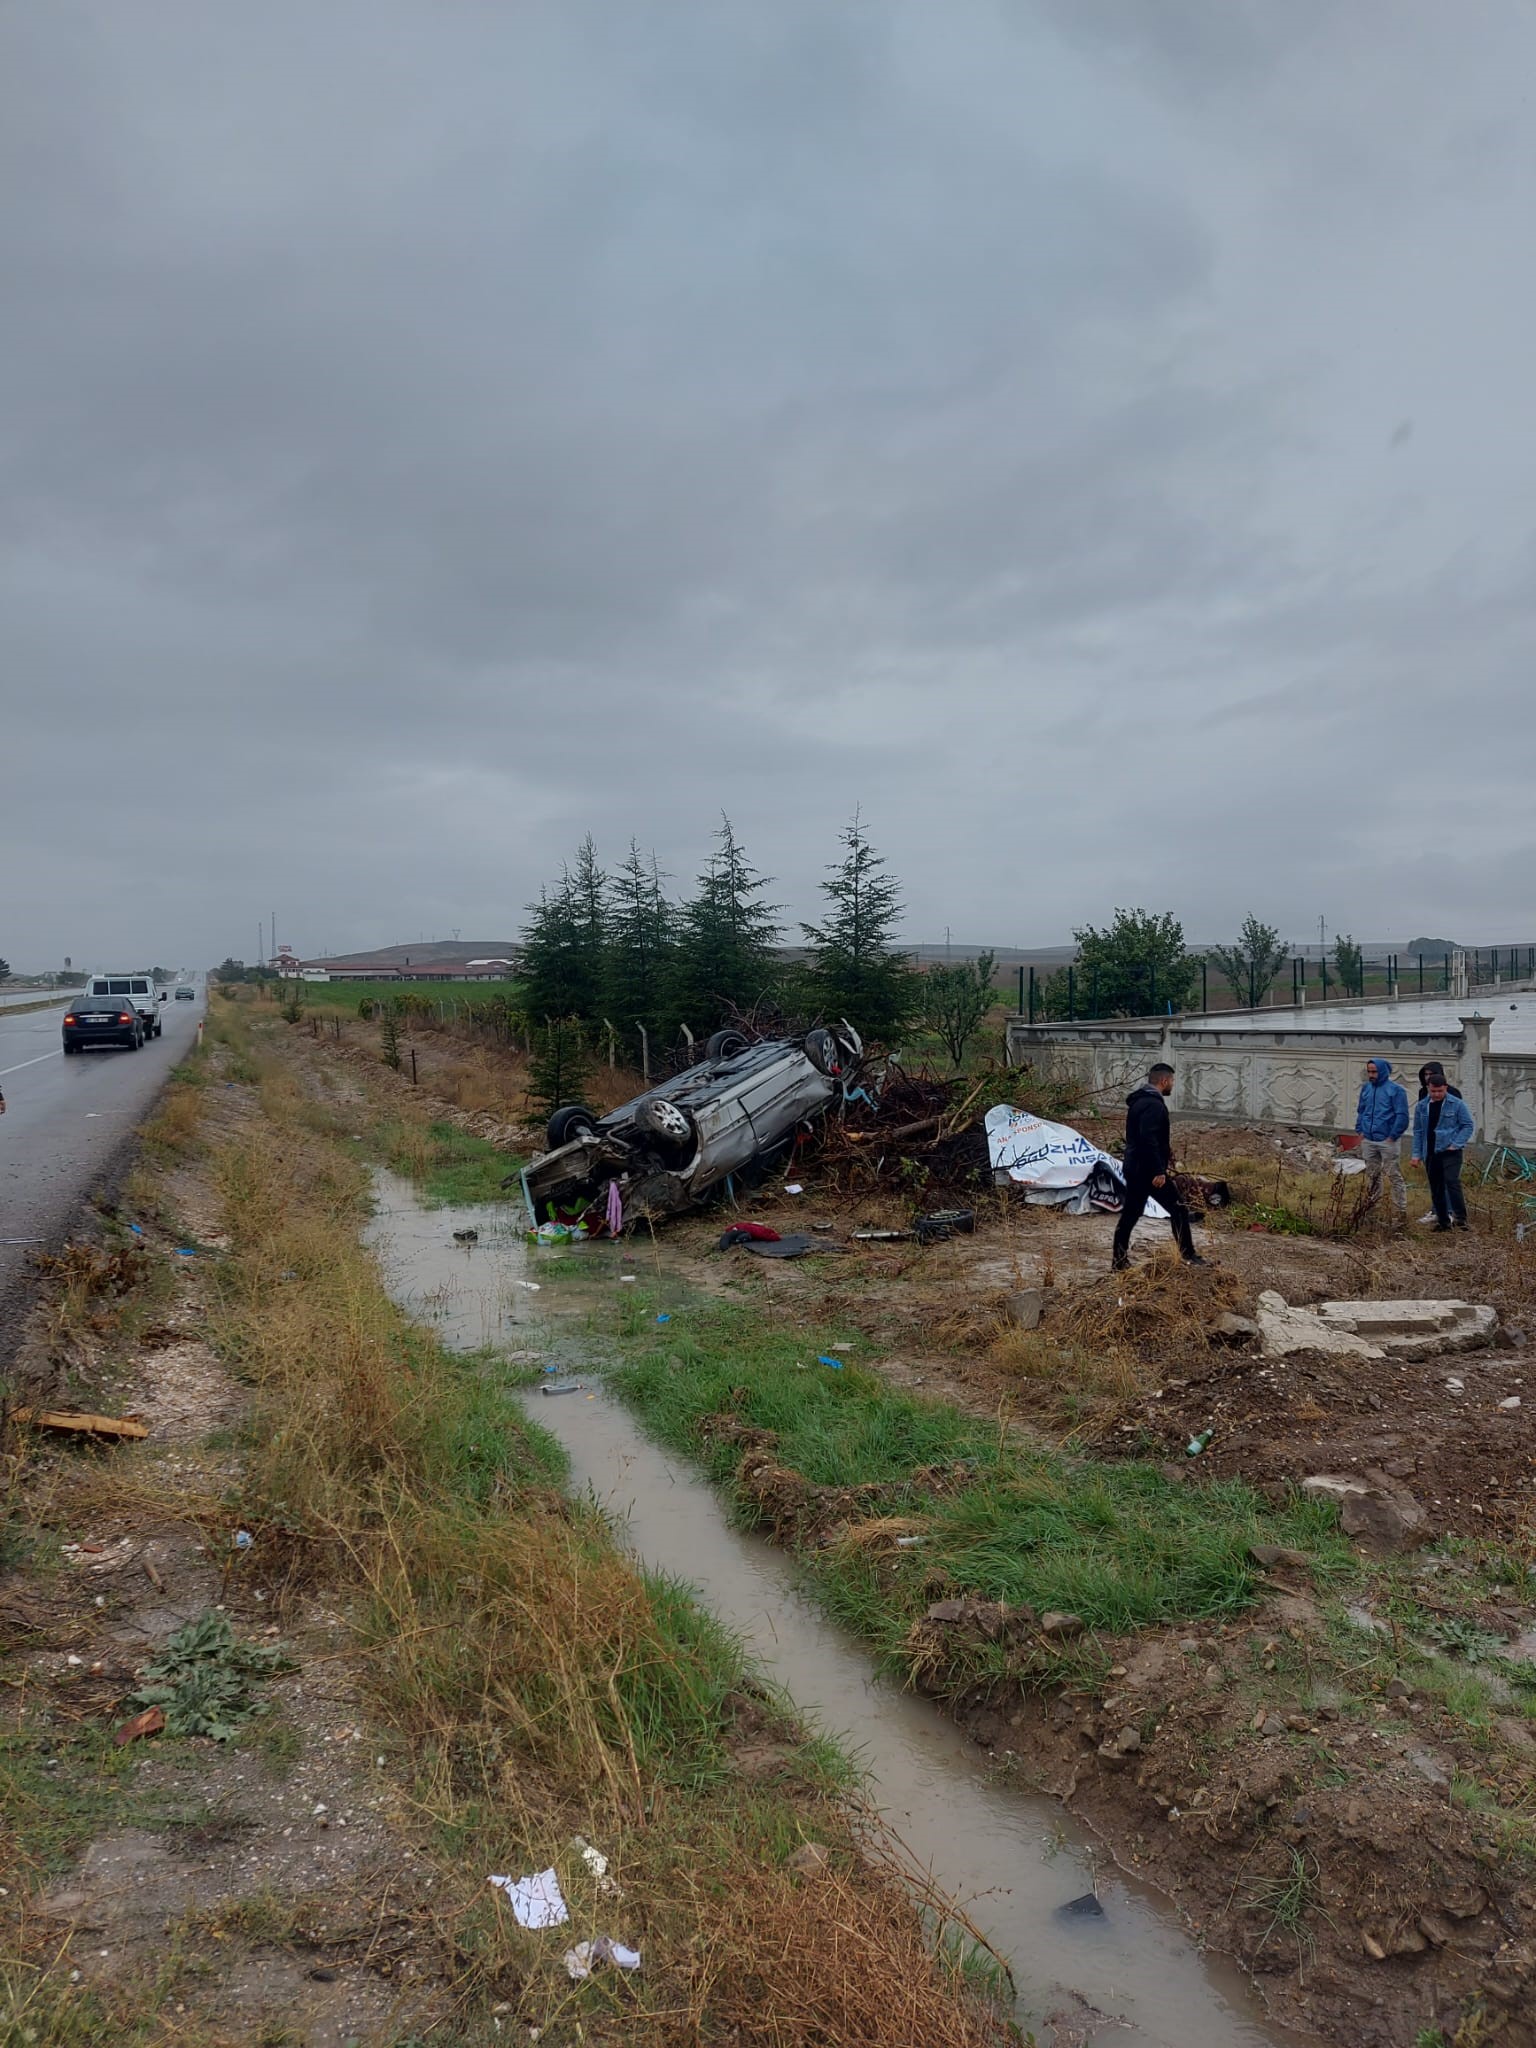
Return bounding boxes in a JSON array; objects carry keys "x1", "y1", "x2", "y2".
[
  {"x1": 803, "y1": 1027, "x2": 842, "y2": 1077},
  {"x1": 705, "y1": 1029, "x2": 749, "y2": 1062},
  {"x1": 546, "y1": 1103, "x2": 599, "y2": 1150},
  {"x1": 636, "y1": 1096, "x2": 696, "y2": 1151}
]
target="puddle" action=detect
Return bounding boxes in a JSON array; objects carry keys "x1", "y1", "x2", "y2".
[{"x1": 367, "y1": 1172, "x2": 1311, "y2": 2048}]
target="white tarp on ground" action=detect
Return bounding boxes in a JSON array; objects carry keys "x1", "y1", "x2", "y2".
[{"x1": 983, "y1": 1106, "x2": 1166, "y2": 1218}]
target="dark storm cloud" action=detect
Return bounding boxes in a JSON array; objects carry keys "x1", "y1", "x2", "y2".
[{"x1": 3, "y1": 0, "x2": 1535, "y2": 972}]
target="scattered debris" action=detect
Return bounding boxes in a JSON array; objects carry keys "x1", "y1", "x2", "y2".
[
  {"x1": 572, "y1": 1835, "x2": 620, "y2": 1896},
  {"x1": 1004, "y1": 1288, "x2": 1044, "y2": 1330},
  {"x1": 7, "y1": 1407, "x2": 148, "y2": 1440},
  {"x1": 452, "y1": 1227, "x2": 478, "y2": 1243},
  {"x1": 738, "y1": 1235, "x2": 817, "y2": 1260},
  {"x1": 914, "y1": 1208, "x2": 976, "y2": 1244},
  {"x1": 540, "y1": 1381, "x2": 585, "y2": 1397},
  {"x1": 564, "y1": 1935, "x2": 641, "y2": 1979},
  {"x1": 1054, "y1": 1891, "x2": 1106, "y2": 1921},
  {"x1": 113, "y1": 1706, "x2": 166, "y2": 1747},
  {"x1": 489, "y1": 1869, "x2": 568, "y2": 1929},
  {"x1": 787, "y1": 1842, "x2": 832, "y2": 1879},
  {"x1": 719, "y1": 1222, "x2": 781, "y2": 1248}
]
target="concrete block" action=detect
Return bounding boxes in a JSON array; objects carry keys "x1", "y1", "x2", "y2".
[
  {"x1": 1255, "y1": 1291, "x2": 1382, "y2": 1361},
  {"x1": 1316, "y1": 1299, "x2": 1498, "y2": 1358},
  {"x1": 1004, "y1": 1288, "x2": 1044, "y2": 1331}
]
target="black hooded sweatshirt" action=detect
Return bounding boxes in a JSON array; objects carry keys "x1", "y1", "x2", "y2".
[{"x1": 1122, "y1": 1084, "x2": 1172, "y2": 1182}]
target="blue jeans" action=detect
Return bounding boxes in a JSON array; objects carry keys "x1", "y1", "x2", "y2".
[{"x1": 1426, "y1": 1147, "x2": 1466, "y2": 1226}]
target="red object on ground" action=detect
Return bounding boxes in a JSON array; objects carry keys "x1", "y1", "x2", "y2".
[
  {"x1": 731, "y1": 1221, "x2": 781, "y2": 1241},
  {"x1": 114, "y1": 1706, "x2": 166, "y2": 1746},
  {"x1": 1337, "y1": 1133, "x2": 1362, "y2": 1152}
]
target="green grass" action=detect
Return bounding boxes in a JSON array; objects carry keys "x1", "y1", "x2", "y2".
[
  {"x1": 605, "y1": 1291, "x2": 1354, "y2": 1661},
  {"x1": 0, "y1": 1724, "x2": 141, "y2": 1888},
  {"x1": 374, "y1": 1119, "x2": 521, "y2": 1205},
  {"x1": 290, "y1": 978, "x2": 524, "y2": 1014}
]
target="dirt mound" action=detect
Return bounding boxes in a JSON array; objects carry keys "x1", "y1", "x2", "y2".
[{"x1": 1105, "y1": 1337, "x2": 1536, "y2": 1541}]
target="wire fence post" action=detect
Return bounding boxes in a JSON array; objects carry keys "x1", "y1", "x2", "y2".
[
  {"x1": 1067, "y1": 966, "x2": 1076, "y2": 1021},
  {"x1": 1201, "y1": 959, "x2": 1208, "y2": 1011},
  {"x1": 1017, "y1": 964, "x2": 1025, "y2": 1017},
  {"x1": 1028, "y1": 966, "x2": 1037, "y2": 1026}
]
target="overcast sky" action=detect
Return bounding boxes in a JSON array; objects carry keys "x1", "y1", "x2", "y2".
[{"x1": 4, "y1": 0, "x2": 1535, "y2": 971}]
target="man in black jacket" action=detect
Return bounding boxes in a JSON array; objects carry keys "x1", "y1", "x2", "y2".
[{"x1": 1110, "y1": 1062, "x2": 1205, "y2": 1270}]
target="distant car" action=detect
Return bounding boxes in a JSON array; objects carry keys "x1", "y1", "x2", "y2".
[
  {"x1": 79, "y1": 972, "x2": 166, "y2": 1039},
  {"x1": 516, "y1": 1025, "x2": 863, "y2": 1224},
  {"x1": 63, "y1": 993, "x2": 144, "y2": 1053},
  {"x1": 174, "y1": 985, "x2": 196, "y2": 1000}
]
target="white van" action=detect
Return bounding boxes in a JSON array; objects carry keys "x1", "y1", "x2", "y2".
[{"x1": 82, "y1": 972, "x2": 166, "y2": 1039}]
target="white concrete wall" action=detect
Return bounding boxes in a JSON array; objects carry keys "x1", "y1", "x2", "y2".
[{"x1": 1005, "y1": 1012, "x2": 1536, "y2": 1148}]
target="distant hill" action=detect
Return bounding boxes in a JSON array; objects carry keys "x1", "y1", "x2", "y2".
[{"x1": 303, "y1": 941, "x2": 520, "y2": 972}]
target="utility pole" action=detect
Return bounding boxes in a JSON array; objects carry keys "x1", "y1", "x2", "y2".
[{"x1": 1317, "y1": 914, "x2": 1327, "y2": 963}]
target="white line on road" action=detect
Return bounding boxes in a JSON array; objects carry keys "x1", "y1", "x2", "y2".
[{"x1": 0, "y1": 1051, "x2": 63, "y2": 1078}]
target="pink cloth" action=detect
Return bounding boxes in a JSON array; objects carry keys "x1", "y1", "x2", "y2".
[{"x1": 605, "y1": 1180, "x2": 624, "y2": 1236}]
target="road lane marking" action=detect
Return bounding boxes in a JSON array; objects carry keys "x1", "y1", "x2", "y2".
[{"x1": 0, "y1": 1051, "x2": 62, "y2": 1078}]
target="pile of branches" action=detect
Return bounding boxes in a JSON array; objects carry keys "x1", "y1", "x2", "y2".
[{"x1": 812, "y1": 1063, "x2": 995, "y2": 1196}]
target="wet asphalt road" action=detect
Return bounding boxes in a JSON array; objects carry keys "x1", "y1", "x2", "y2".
[{"x1": 0, "y1": 990, "x2": 203, "y2": 1366}]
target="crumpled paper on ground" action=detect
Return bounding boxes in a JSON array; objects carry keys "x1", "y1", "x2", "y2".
[
  {"x1": 488, "y1": 1869, "x2": 568, "y2": 1928},
  {"x1": 564, "y1": 1935, "x2": 642, "y2": 1980}
]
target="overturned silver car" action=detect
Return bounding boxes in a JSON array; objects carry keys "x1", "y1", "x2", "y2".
[{"x1": 513, "y1": 1025, "x2": 862, "y2": 1226}]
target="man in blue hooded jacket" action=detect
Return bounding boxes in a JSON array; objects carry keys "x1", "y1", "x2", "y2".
[{"x1": 1354, "y1": 1058, "x2": 1409, "y2": 1220}]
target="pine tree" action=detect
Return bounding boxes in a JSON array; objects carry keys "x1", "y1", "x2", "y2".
[
  {"x1": 801, "y1": 812, "x2": 913, "y2": 1039},
  {"x1": 569, "y1": 835, "x2": 608, "y2": 982},
  {"x1": 525, "y1": 1017, "x2": 592, "y2": 1122},
  {"x1": 520, "y1": 852, "x2": 605, "y2": 1025},
  {"x1": 670, "y1": 815, "x2": 782, "y2": 1029},
  {"x1": 604, "y1": 841, "x2": 674, "y2": 1043}
]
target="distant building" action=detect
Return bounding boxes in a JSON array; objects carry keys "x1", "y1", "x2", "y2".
[{"x1": 287, "y1": 941, "x2": 522, "y2": 984}]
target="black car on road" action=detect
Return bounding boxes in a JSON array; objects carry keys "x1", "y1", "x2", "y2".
[{"x1": 62, "y1": 993, "x2": 145, "y2": 1053}]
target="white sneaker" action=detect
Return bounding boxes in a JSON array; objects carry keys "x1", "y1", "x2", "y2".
[{"x1": 1417, "y1": 1211, "x2": 1437, "y2": 1225}]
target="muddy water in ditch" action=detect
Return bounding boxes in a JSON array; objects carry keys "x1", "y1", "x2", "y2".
[{"x1": 367, "y1": 1173, "x2": 1310, "y2": 2048}]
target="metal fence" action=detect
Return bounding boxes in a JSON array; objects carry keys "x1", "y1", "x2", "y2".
[{"x1": 1017, "y1": 944, "x2": 1536, "y2": 1024}]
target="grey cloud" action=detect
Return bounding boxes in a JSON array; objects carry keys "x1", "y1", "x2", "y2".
[{"x1": 4, "y1": 0, "x2": 1536, "y2": 973}]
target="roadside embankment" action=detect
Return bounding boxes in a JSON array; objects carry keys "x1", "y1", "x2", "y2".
[{"x1": 0, "y1": 1004, "x2": 1014, "y2": 2047}]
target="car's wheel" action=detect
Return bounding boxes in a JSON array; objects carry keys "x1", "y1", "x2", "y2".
[
  {"x1": 803, "y1": 1027, "x2": 842, "y2": 1077},
  {"x1": 636, "y1": 1096, "x2": 696, "y2": 1151},
  {"x1": 546, "y1": 1103, "x2": 599, "y2": 1150},
  {"x1": 62, "y1": 1041, "x2": 76, "y2": 1055},
  {"x1": 705, "y1": 1029, "x2": 749, "y2": 1062}
]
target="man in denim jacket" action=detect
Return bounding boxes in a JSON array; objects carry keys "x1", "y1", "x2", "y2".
[{"x1": 1411, "y1": 1077, "x2": 1475, "y2": 1231}]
